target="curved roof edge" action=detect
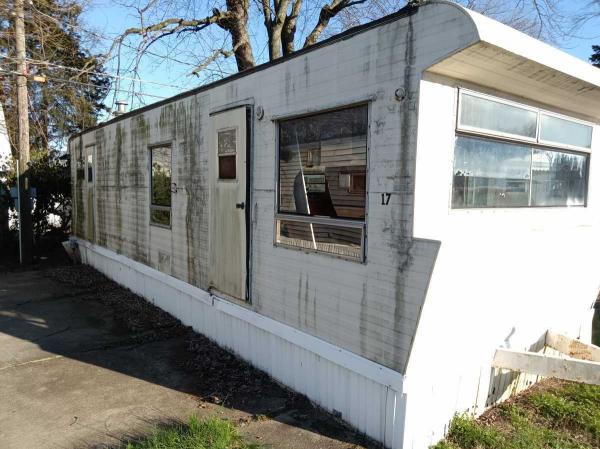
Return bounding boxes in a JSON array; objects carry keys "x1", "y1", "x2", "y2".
[{"x1": 436, "y1": 0, "x2": 600, "y2": 88}]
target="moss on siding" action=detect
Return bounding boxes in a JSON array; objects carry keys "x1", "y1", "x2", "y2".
[
  {"x1": 177, "y1": 99, "x2": 205, "y2": 287},
  {"x1": 115, "y1": 123, "x2": 124, "y2": 253},
  {"x1": 131, "y1": 114, "x2": 150, "y2": 264},
  {"x1": 95, "y1": 128, "x2": 108, "y2": 247}
]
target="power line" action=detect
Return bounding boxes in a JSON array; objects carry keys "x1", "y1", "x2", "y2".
[
  {"x1": 0, "y1": 53, "x2": 188, "y2": 90},
  {"x1": 0, "y1": 67, "x2": 167, "y2": 100}
]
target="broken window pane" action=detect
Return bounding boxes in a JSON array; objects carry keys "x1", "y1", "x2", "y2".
[{"x1": 278, "y1": 105, "x2": 368, "y2": 219}]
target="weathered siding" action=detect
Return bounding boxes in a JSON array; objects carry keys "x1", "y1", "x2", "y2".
[{"x1": 71, "y1": 3, "x2": 477, "y2": 375}]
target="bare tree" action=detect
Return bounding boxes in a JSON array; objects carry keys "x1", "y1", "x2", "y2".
[{"x1": 108, "y1": 0, "x2": 600, "y2": 100}]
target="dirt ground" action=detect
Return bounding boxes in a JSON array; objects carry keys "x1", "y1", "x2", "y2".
[{"x1": 0, "y1": 262, "x2": 378, "y2": 449}]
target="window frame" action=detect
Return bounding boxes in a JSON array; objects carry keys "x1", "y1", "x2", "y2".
[
  {"x1": 457, "y1": 88, "x2": 594, "y2": 153},
  {"x1": 537, "y1": 110, "x2": 594, "y2": 151},
  {"x1": 451, "y1": 134, "x2": 590, "y2": 209},
  {"x1": 85, "y1": 144, "x2": 95, "y2": 184},
  {"x1": 274, "y1": 102, "x2": 370, "y2": 263},
  {"x1": 149, "y1": 143, "x2": 173, "y2": 229},
  {"x1": 217, "y1": 126, "x2": 238, "y2": 181}
]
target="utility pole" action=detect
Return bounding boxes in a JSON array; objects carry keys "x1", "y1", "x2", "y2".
[{"x1": 15, "y1": 0, "x2": 33, "y2": 264}]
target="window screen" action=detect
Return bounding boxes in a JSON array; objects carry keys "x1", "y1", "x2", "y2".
[{"x1": 150, "y1": 145, "x2": 172, "y2": 226}]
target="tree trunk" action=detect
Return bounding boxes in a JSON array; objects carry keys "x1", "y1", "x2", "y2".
[{"x1": 224, "y1": 0, "x2": 255, "y2": 71}]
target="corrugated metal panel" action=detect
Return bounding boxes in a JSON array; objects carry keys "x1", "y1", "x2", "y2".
[{"x1": 79, "y1": 242, "x2": 405, "y2": 447}]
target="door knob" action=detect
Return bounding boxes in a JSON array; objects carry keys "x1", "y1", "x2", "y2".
[{"x1": 236, "y1": 202, "x2": 245, "y2": 210}]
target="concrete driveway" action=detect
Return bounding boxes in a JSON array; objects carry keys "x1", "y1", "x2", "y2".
[{"x1": 0, "y1": 268, "x2": 371, "y2": 449}]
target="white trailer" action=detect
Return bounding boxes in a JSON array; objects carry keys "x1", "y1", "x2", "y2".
[{"x1": 69, "y1": 1, "x2": 600, "y2": 447}]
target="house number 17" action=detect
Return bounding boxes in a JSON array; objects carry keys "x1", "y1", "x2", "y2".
[{"x1": 381, "y1": 193, "x2": 391, "y2": 205}]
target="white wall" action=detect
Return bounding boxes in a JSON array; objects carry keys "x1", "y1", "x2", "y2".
[{"x1": 402, "y1": 74, "x2": 600, "y2": 448}]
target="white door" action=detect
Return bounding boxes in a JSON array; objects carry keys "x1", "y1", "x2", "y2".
[{"x1": 208, "y1": 107, "x2": 248, "y2": 301}]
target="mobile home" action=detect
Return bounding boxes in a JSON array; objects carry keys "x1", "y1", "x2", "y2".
[{"x1": 69, "y1": 1, "x2": 600, "y2": 447}]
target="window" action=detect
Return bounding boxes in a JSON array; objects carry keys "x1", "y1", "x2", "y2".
[
  {"x1": 87, "y1": 153, "x2": 93, "y2": 183},
  {"x1": 452, "y1": 137, "x2": 531, "y2": 208},
  {"x1": 457, "y1": 90, "x2": 594, "y2": 150},
  {"x1": 459, "y1": 92, "x2": 538, "y2": 140},
  {"x1": 452, "y1": 136, "x2": 588, "y2": 208},
  {"x1": 276, "y1": 105, "x2": 368, "y2": 261},
  {"x1": 150, "y1": 145, "x2": 172, "y2": 226},
  {"x1": 453, "y1": 90, "x2": 592, "y2": 209},
  {"x1": 531, "y1": 150, "x2": 587, "y2": 206},
  {"x1": 218, "y1": 129, "x2": 236, "y2": 179},
  {"x1": 539, "y1": 113, "x2": 593, "y2": 149}
]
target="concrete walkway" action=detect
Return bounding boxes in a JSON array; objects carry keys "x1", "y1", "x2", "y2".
[{"x1": 0, "y1": 269, "x2": 369, "y2": 449}]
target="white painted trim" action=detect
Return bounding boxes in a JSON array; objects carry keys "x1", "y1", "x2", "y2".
[
  {"x1": 545, "y1": 330, "x2": 600, "y2": 362},
  {"x1": 76, "y1": 239, "x2": 404, "y2": 391},
  {"x1": 492, "y1": 348, "x2": 600, "y2": 385}
]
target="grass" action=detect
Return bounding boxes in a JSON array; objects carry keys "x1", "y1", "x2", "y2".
[
  {"x1": 431, "y1": 381, "x2": 600, "y2": 449},
  {"x1": 123, "y1": 415, "x2": 263, "y2": 449}
]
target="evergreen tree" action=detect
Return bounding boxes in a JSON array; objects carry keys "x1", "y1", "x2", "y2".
[
  {"x1": 0, "y1": 0, "x2": 110, "y2": 154},
  {"x1": 592, "y1": 45, "x2": 600, "y2": 68},
  {"x1": 0, "y1": 0, "x2": 110, "y2": 249}
]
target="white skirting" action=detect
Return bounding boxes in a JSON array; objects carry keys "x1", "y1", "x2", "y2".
[{"x1": 76, "y1": 240, "x2": 406, "y2": 448}]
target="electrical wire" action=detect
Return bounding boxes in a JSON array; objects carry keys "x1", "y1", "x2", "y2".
[
  {"x1": 0, "y1": 53, "x2": 187, "y2": 90},
  {"x1": 0, "y1": 67, "x2": 167, "y2": 99}
]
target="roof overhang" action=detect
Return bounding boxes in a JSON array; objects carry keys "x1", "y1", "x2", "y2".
[{"x1": 426, "y1": 1, "x2": 600, "y2": 121}]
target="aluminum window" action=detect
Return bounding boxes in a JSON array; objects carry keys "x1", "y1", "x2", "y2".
[
  {"x1": 453, "y1": 90, "x2": 592, "y2": 209},
  {"x1": 539, "y1": 113, "x2": 593, "y2": 149},
  {"x1": 452, "y1": 136, "x2": 588, "y2": 208},
  {"x1": 457, "y1": 90, "x2": 594, "y2": 151},
  {"x1": 276, "y1": 104, "x2": 368, "y2": 261},
  {"x1": 459, "y1": 92, "x2": 538, "y2": 140},
  {"x1": 150, "y1": 145, "x2": 172, "y2": 227}
]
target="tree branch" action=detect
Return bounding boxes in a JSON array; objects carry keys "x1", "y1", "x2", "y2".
[{"x1": 303, "y1": 0, "x2": 367, "y2": 48}]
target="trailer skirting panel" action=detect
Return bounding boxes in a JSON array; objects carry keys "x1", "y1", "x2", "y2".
[{"x1": 77, "y1": 239, "x2": 407, "y2": 448}]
